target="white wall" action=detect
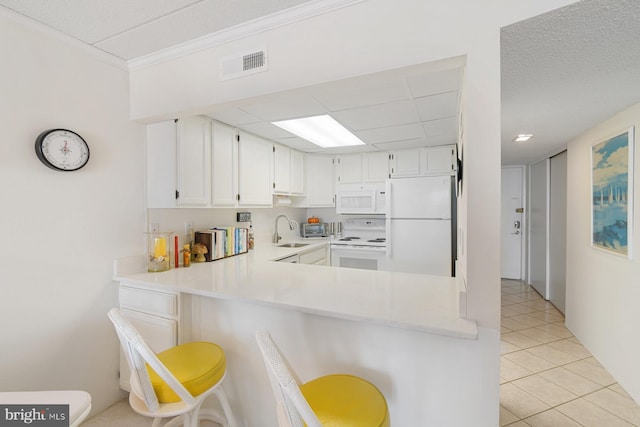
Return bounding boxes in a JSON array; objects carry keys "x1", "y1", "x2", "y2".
[
  {"x1": 566, "y1": 102, "x2": 640, "y2": 403},
  {"x1": 0, "y1": 10, "x2": 145, "y2": 414}
]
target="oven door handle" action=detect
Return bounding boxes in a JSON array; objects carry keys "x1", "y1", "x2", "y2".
[{"x1": 331, "y1": 245, "x2": 387, "y2": 252}]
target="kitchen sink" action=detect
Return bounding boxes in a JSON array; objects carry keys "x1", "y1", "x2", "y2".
[{"x1": 278, "y1": 243, "x2": 308, "y2": 248}]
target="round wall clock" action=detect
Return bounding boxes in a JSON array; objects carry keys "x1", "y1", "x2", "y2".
[{"x1": 35, "y1": 129, "x2": 90, "y2": 171}]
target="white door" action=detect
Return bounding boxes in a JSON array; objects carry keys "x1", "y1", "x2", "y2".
[
  {"x1": 529, "y1": 159, "x2": 550, "y2": 298},
  {"x1": 501, "y1": 166, "x2": 525, "y2": 279},
  {"x1": 549, "y1": 151, "x2": 567, "y2": 313}
]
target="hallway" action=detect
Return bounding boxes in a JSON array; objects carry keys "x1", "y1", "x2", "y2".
[{"x1": 500, "y1": 279, "x2": 640, "y2": 426}]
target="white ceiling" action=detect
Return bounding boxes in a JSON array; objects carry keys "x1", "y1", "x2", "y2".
[{"x1": 3, "y1": 0, "x2": 639, "y2": 163}]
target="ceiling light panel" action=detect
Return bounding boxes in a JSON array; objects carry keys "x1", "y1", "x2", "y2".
[{"x1": 272, "y1": 115, "x2": 365, "y2": 148}]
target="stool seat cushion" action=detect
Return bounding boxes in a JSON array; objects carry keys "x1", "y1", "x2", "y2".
[
  {"x1": 300, "y1": 374, "x2": 390, "y2": 427},
  {"x1": 147, "y1": 342, "x2": 225, "y2": 403}
]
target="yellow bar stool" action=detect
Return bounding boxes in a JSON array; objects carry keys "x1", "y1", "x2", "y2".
[
  {"x1": 255, "y1": 330, "x2": 390, "y2": 427},
  {"x1": 108, "y1": 308, "x2": 237, "y2": 427}
]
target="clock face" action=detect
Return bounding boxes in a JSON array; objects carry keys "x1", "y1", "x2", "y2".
[{"x1": 35, "y1": 129, "x2": 90, "y2": 171}]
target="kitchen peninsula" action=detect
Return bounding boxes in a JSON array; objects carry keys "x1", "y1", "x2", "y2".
[{"x1": 113, "y1": 241, "x2": 491, "y2": 426}]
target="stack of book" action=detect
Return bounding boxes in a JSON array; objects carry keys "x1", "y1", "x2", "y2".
[{"x1": 194, "y1": 227, "x2": 249, "y2": 262}]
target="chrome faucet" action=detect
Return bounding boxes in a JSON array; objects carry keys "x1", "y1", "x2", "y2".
[{"x1": 273, "y1": 214, "x2": 294, "y2": 243}]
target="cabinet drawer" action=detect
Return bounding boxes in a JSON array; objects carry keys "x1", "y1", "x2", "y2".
[
  {"x1": 299, "y1": 248, "x2": 326, "y2": 265},
  {"x1": 119, "y1": 285, "x2": 178, "y2": 318}
]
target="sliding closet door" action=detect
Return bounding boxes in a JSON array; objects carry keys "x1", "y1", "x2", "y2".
[
  {"x1": 549, "y1": 151, "x2": 567, "y2": 313},
  {"x1": 529, "y1": 159, "x2": 549, "y2": 298}
]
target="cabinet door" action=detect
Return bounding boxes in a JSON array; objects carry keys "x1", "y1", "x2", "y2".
[
  {"x1": 211, "y1": 121, "x2": 238, "y2": 207},
  {"x1": 146, "y1": 120, "x2": 177, "y2": 208},
  {"x1": 336, "y1": 154, "x2": 362, "y2": 184},
  {"x1": 363, "y1": 151, "x2": 389, "y2": 182},
  {"x1": 391, "y1": 149, "x2": 421, "y2": 177},
  {"x1": 421, "y1": 145, "x2": 456, "y2": 175},
  {"x1": 176, "y1": 116, "x2": 211, "y2": 206},
  {"x1": 119, "y1": 308, "x2": 177, "y2": 390},
  {"x1": 273, "y1": 144, "x2": 291, "y2": 194},
  {"x1": 238, "y1": 132, "x2": 273, "y2": 206},
  {"x1": 306, "y1": 155, "x2": 334, "y2": 206},
  {"x1": 290, "y1": 149, "x2": 305, "y2": 194}
]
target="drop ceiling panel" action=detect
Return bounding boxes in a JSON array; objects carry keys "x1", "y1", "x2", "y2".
[
  {"x1": 310, "y1": 78, "x2": 410, "y2": 111},
  {"x1": 422, "y1": 117, "x2": 457, "y2": 137},
  {"x1": 237, "y1": 122, "x2": 294, "y2": 139},
  {"x1": 373, "y1": 138, "x2": 428, "y2": 151},
  {"x1": 414, "y1": 91, "x2": 458, "y2": 122},
  {"x1": 406, "y1": 68, "x2": 460, "y2": 98},
  {"x1": 208, "y1": 109, "x2": 261, "y2": 126},
  {"x1": 0, "y1": 0, "x2": 201, "y2": 43},
  {"x1": 273, "y1": 137, "x2": 324, "y2": 152},
  {"x1": 333, "y1": 100, "x2": 420, "y2": 131},
  {"x1": 355, "y1": 123, "x2": 424, "y2": 144},
  {"x1": 240, "y1": 95, "x2": 328, "y2": 122}
]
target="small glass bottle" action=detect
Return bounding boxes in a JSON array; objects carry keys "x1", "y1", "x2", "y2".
[
  {"x1": 182, "y1": 244, "x2": 191, "y2": 267},
  {"x1": 248, "y1": 224, "x2": 255, "y2": 250}
]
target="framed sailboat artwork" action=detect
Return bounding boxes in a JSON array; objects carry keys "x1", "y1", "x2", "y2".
[{"x1": 591, "y1": 127, "x2": 634, "y2": 258}]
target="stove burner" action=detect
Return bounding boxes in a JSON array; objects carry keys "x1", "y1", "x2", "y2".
[{"x1": 339, "y1": 236, "x2": 361, "y2": 241}]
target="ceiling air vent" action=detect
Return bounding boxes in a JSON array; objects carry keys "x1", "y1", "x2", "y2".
[{"x1": 220, "y1": 48, "x2": 268, "y2": 81}]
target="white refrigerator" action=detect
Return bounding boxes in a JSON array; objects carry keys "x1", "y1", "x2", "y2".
[{"x1": 384, "y1": 175, "x2": 453, "y2": 276}]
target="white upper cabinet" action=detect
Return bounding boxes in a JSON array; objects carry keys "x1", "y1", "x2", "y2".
[
  {"x1": 176, "y1": 116, "x2": 212, "y2": 206},
  {"x1": 390, "y1": 149, "x2": 421, "y2": 177},
  {"x1": 238, "y1": 131, "x2": 273, "y2": 206},
  {"x1": 306, "y1": 155, "x2": 334, "y2": 207},
  {"x1": 420, "y1": 145, "x2": 457, "y2": 175},
  {"x1": 273, "y1": 144, "x2": 291, "y2": 194},
  {"x1": 336, "y1": 154, "x2": 362, "y2": 184},
  {"x1": 363, "y1": 151, "x2": 390, "y2": 182},
  {"x1": 146, "y1": 120, "x2": 178, "y2": 208},
  {"x1": 290, "y1": 149, "x2": 305, "y2": 194},
  {"x1": 274, "y1": 144, "x2": 305, "y2": 195},
  {"x1": 211, "y1": 121, "x2": 238, "y2": 207}
]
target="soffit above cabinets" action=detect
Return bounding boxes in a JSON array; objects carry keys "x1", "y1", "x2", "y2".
[{"x1": 206, "y1": 60, "x2": 463, "y2": 154}]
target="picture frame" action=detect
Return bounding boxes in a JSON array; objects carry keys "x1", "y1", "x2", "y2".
[{"x1": 591, "y1": 127, "x2": 634, "y2": 258}]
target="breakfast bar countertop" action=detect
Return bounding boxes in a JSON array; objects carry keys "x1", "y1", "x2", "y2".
[{"x1": 113, "y1": 239, "x2": 477, "y2": 340}]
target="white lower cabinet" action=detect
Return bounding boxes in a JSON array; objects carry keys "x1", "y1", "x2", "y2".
[
  {"x1": 117, "y1": 284, "x2": 185, "y2": 391},
  {"x1": 298, "y1": 246, "x2": 329, "y2": 266}
]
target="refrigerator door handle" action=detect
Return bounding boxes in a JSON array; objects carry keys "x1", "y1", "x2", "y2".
[
  {"x1": 385, "y1": 218, "x2": 392, "y2": 257},
  {"x1": 385, "y1": 180, "x2": 392, "y2": 257},
  {"x1": 385, "y1": 179, "x2": 392, "y2": 218}
]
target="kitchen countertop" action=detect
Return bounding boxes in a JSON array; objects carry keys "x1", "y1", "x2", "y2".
[{"x1": 113, "y1": 238, "x2": 477, "y2": 339}]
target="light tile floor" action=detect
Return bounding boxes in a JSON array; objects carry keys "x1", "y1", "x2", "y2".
[{"x1": 501, "y1": 279, "x2": 640, "y2": 426}]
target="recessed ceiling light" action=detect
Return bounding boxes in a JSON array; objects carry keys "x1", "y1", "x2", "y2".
[
  {"x1": 514, "y1": 134, "x2": 533, "y2": 142},
  {"x1": 272, "y1": 115, "x2": 365, "y2": 148}
]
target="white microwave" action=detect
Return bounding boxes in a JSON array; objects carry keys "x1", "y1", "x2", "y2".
[{"x1": 335, "y1": 184, "x2": 386, "y2": 214}]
